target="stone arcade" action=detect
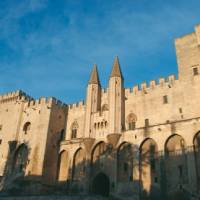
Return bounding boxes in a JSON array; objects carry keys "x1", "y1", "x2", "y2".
[{"x1": 0, "y1": 25, "x2": 200, "y2": 199}]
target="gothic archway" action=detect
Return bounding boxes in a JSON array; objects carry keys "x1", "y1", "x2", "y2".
[
  {"x1": 12, "y1": 144, "x2": 29, "y2": 175},
  {"x1": 57, "y1": 150, "x2": 69, "y2": 182},
  {"x1": 193, "y1": 132, "x2": 200, "y2": 186},
  {"x1": 72, "y1": 148, "x2": 86, "y2": 181},
  {"x1": 91, "y1": 142, "x2": 107, "y2": 173},
  {"x1": 139, "y1": 138, "x2": 158, "y2": 195},
  {"x1": 117, "y1": 142, "x2": 133, "y2": 182},
  {"x1": 165, "y1": 134, "x2": 188, "y2": 191}
]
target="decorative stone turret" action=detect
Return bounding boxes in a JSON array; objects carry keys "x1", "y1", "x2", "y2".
[
  {"x1": 84, "y1": 64, "x2": 101, "y2": 137},
  {"x1": 108, "y1": 56, "x2": 125, "y2": 135}
]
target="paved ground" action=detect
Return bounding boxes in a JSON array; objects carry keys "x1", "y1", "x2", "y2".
[{"x1": 0, "y1": 195, "x2": 114, "y2": 200}]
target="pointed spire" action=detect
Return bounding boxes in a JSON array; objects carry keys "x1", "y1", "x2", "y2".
[
  {"x1": 88, "y1": 64, "x2": 100, "y2": 85},
  {"x1": 110, "y1": 56, "x2": 123, "y2": 79}
]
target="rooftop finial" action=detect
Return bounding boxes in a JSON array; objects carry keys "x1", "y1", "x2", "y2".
[
  {"x1": 88, "y1": 64, "x2": 100, "y2": 85},
  {"x1": 110, "y1": 56, "x2": 123, "y2": 79}
]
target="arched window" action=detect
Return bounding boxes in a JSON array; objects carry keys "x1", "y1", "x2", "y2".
[
  {"x1": 126, "y1": 113, "x2": 137, "y2": 130},
  {"x1": 23, "y1": 122, "x2": 31, "y2": 134},
  {"x1": 71, "y1": 121, "x2": 78, "y2": 139},
  {"x1": 101, "y1": 104, "x2": 109, "y2": 112},
  {"x1": 105, "y1": 121, "x2": 108, "y2": 128}
]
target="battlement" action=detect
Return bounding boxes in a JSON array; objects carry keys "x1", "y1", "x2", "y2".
[
  {"x1": 68, "y1": 100, "x2": 85, "y2": 110},
  {"x1": 25, "y1": 97, "x2": 67, "y2": 108},
  {"x1": 125, "y1": 74, "x2": 177, "y2": 96},
  {"x1": 175, "y1": 24, "x2": 200, "y2": 46},
  {"x1": 0, "y1": 90, "x2": 33, "y2": 104}
]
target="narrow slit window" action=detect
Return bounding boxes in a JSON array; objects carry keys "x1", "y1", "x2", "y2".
[
  {"x1": 163, "y1": 95, "x2": 168, "y2": 104},
  {"x1": 145, "y1": 119, "x2": 149, "y2": 127}
]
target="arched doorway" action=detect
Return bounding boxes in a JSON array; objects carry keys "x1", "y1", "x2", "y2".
[
  {"x1": 92, "y1": 172, "x2": 110, "y2": 196},
  {"x1": 12, "y1": 144, "x2": 29, "y2": 175}
]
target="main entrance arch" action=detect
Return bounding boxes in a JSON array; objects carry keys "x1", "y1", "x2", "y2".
[{"x1": 92, "y1": 172, "x2": 110, "y2": 196}]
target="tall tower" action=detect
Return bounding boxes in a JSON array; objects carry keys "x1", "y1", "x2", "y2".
[
  {"x1": 108, "y1": 57, "x2": 125, "y2": 134},
  {"x1": 84, "y1": 64, "x2": 101, "y2": 137}
]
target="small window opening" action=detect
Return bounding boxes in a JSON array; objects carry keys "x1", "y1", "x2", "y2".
[
  {"x1": 0, "y1": 139, "x2": 2, "y2": 144},
  {"x1": 0, "y1": 125, "x2": 2, "y2": 131},
  {"x1": 145, "y1": 119, "x2": 149, "y2": 127},
  {"x1": 23, "y1": 122, "x2": 31, "y2": 135},
  {"x1": 129, "y1": 122, "x2": 135, "y2": 130},
  {"x1": 163, "y1": 95, "x2": 168, "y2": 104},
  {"x1": 193, "y1": 67, "x2": 199, "y2": 76}
]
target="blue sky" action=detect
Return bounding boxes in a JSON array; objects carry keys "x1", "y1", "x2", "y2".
[{"x1": 0, "y1": 0, "x2": 200, "y2": 103}]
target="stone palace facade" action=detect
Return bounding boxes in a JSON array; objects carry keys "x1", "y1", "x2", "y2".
[{"x1": 0, "y1": 24, "x2": 200, "y2": 199}]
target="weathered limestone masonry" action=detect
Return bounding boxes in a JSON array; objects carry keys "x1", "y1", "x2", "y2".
[{"x1": 0, "y1": 24, "x2": 200, "y2": 199}]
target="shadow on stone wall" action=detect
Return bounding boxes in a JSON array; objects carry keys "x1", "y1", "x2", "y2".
[{"x1": 0, "y1": 139, "x2": 200, "y2": 200}]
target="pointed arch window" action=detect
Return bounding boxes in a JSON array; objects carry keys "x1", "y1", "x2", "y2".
[
  {"x1": 126, "y1": 113, "x2": 137, "y2": 130},
  {"x1": 71, "y1": 121, "x2": 78, "y2": 139},
  {"x1": 23, "y1": 122, "x2": 31, "y2": 135},
  {"x1": 101, "y1": 104, "x2": 109, "y2": 112}
]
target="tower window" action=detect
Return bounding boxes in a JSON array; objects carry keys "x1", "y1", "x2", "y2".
[
  {"x1": 126, "y1": 113, "x2": 137, "y2": 130},
  {"x1": 163, "y1": 95, "x2": 168, "y2": 104},
  {"x1": 71, "y1": 121, "x2": 78, "y2": 139},
  {"x1": 0, "y1": 139, "x2": 2, "y2": 145},
  {"x1": 0, "y1": 125, "x2": 2, "y2": 131},
  {"x1": 129, "y1": 122, "x2": 135, "y2": 130},
  {"x1": 23, "y1": 122, "x2": 31, "y2": 134},
  {"x1": 145, "y1": 119, "x2": 149, "y2": 127},
  {"x1": 193, "y1": 67, "x2": 199, "y2": 76}
]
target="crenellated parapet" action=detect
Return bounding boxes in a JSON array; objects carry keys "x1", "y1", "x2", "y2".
[
  {"x1": 25, "y1": 97, "x2": 67, "y2": 109},
  {"x1": 0, "y1": 90, "x2": 33, "y2": 104},
  {"x1": 68, "y1": 100, "x2": 85, "y2": 111},
  {"x1": 125, "y1": 74, "x2": 177, "y2": 96}
]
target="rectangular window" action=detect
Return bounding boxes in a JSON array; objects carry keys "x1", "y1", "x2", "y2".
[
  {"x1": 193, "y1": 67, "x2": 199, "y2": 76},
  {"x1": 163, "y1": 95, "x2": 168, "y2": 104},
  {"x1": 145, "y1": 119, "x2": 149, "y2": 127},
  {"x1": 129, "y1": 122, "x2": 136, "y2": 130},
  {"x1": 0, "y1": 139, "x2": 2, "y2": 145},
  {"x1": 0, "y1": 125, "x2": 2, "y2": 131}
]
